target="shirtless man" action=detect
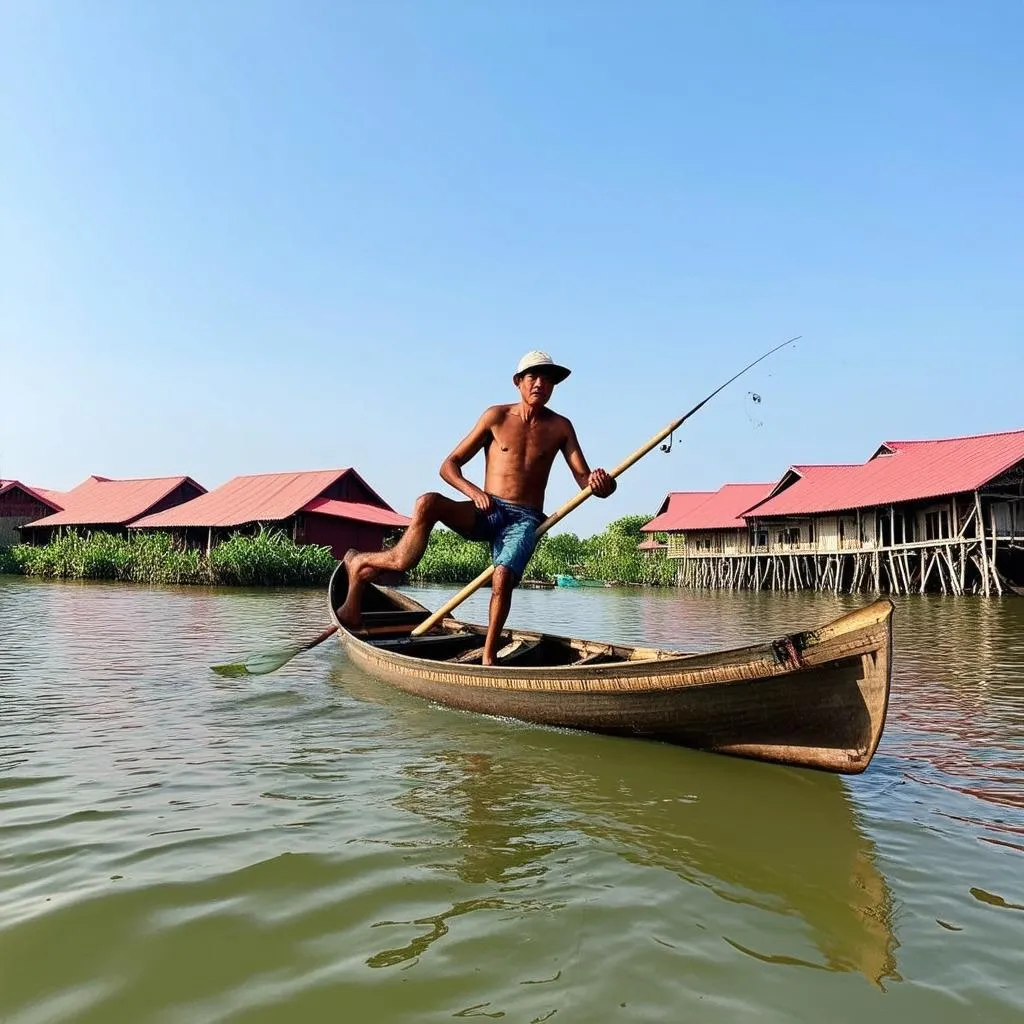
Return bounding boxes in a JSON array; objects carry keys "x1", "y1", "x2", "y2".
[{"x1": 337, "y1": 350, "x2": 616, "y2": 664}]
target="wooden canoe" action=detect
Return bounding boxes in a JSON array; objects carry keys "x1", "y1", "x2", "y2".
[{"x1": 327, "y1": 564, "x2": 893, "y2": 774}]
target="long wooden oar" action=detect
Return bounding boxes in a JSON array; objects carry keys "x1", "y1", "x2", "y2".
[
  {"x1": 210, "y1": 335, "x2": 799, "y2": 676},
  {"x1": 410, "y1": 335, "x2": 801, "y2": 636}
]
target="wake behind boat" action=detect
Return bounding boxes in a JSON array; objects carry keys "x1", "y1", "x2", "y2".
[{"x1": 328, "y1": 564, "x2": 893, "y2": 774}]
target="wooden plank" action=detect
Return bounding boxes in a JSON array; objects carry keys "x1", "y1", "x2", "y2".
[
  {"x1": 361, "y1": 610, "x2": 432, "y2": 627},
  {"x1": 448, "y1": 637, "x2": 543, "y2": 665},
  {"x1": 373, "y1": 631, "x2": 479, "y2": 651}
]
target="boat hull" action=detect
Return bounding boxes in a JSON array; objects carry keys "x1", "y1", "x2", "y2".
[{"x1": 328, "y1": 567, "x2": 893, "y2": 774}]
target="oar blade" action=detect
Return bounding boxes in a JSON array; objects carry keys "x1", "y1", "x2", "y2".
[{"x1": 211, "y1": 645, "x2": 303, "y2": 677}]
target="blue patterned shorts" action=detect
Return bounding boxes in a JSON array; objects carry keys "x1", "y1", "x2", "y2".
[{"x1": 460, "y1": 495, "x2": 545, "y2": 579}]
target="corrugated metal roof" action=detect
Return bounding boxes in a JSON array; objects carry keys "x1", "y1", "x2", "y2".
[
  {"x1": 747, "y1": 429, "x2": 1024, "y2": 517},
  {"x1": 130, "y1": 469, "x2": 389, "y2": 528},
  {"x1": 674, "y1": 483, "x2": 774, "y2": 530},
  {"x1": 637, "y1": 539, "x2": 667, "y2": 550},
  {"x1": 302, "y1": 497, "x2": 410, "y2": 527},
  {"x1": 31, "y1": 488, "x2": 67, "y2": 509},
  {"x1": 0, "y1": 480, "x2": 65, "y2": 510},
  {"x1": 642, "y1": 492, "x2": 716, "y2": 532},
  {"x1": 24, "y1": 476, "x2": 205, "y2": 527}
]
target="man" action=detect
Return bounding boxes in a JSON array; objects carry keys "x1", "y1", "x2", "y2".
[{"x1": 338, "y1": 350, "x2": 616, "y2": 664}]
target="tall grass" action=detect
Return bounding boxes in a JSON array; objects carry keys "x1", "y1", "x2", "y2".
[
  {"x1": 1, "y1": 529, "x2": 336, "y2": 587},
  {"x1": 210, "y1": 530, "x2": 336, "y2": 586}
]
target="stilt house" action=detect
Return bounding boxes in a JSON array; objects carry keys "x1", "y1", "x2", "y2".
[
  {"x1": 743, "y1": 430, "x2": 1024, "y2": 595},
  {"x1": 649, "y1": 428, "x2": 1024, "y2": 595}
]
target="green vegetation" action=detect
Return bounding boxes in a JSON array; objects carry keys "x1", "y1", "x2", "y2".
[
  {"x1": 0, "y1": 516, "x2": 675, "y2": 588},
  {"x1": 408, "y1": 514, "x2": 676, "y2": 587},
  {"x1": 0, "y1": 529, "x2": 336, "y2": 587}
]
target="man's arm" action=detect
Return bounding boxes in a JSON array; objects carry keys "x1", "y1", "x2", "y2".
[
  {"x1": 440, "y1": 407, "x2": 500, "y2": 511},
  {"x1": 561, "y1": 421, "x2": 617, "y2": 498}
]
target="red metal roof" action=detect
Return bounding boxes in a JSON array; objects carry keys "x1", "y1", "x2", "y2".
[
  {"x1": 302, "y1": 497, "x2": 411, "y2": 527},
  {"x1": 25, "y1": 476, "x2": 205, "y2": 527},
  {"x1": 747, "y1": 429, "x2": 1024, "y2": 517},
  {"x1": 31, "y1": 488, "x2": 67, "y2": 509},
  {"x1": 131, "y1": 469, "x2": 400, "y2": 528},
  {"x1": 673, "y1": 483, "x2": 774, "y2": 530},
  {"x1": 0, "y1": 480, "x2": 65, "y2": 511},
  {"x1": 642, "y1": 492, "x2": 716, "y2": 532},
  {"x1": 637, "y1": 539, "x2": 667, "y2": 550}
]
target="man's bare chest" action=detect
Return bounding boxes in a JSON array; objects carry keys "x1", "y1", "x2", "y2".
[{"x1": 490, "y1": 419, "x2": 562, "y2": 462}]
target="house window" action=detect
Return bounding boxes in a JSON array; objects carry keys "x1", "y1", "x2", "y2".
[
  {"x1": 752, "y1": 530, "x2": 767, "y2": 548},
  {"x1": 807, "y1": 521, "x2": 815, "y2": 543},
  {"x1": 925, "y1": 510, "x2": 950, "y2": 541}
]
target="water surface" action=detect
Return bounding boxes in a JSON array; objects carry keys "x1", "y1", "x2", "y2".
[{"x1": 1, "y1": 577, "x2": 1022, "y2": 1021}]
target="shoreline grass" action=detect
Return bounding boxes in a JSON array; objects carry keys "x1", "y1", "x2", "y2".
[
  {"x1": 0, "y1": 515, "x2": 674, "y2": 588},
  {"x1": 0, "y1": 529, "x2": 337, "y2": 587}
]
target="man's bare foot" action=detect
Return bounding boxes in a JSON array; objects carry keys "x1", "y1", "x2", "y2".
[{"x1": 337, "y1": 550, "x2": 366, "y2": 629}]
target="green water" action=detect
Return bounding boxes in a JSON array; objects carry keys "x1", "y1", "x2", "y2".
[{"x1": 1, "y1": 577, "x2": 1022, "y2": 1022}]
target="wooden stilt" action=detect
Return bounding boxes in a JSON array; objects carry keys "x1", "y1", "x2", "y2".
[{"x1": 975, "y1": 492, "x2": 991, "y2": 597}]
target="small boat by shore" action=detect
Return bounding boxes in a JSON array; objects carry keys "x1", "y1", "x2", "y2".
[
  {"x1": 519, "y1": 578, "x2": 556, "y2": 590},
  {"x1": 327, "y1": 565, "x2": 893, "y2": 774}
]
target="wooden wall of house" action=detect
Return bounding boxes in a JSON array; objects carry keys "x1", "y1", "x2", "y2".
[
  {"x1": 682, "y1": 529, "x2": 750, "y2": 555},
  {"x1": 860, "y1": 510, "x2": 877, "y2": 544},
  {"x1": 0, "y1": 487, "x2": 58, "y2": 546},
  {"x1": 816, "y1": 517, "x2": 839, "y2": 549},
  {"x1": 145, "y1": 481, "x2": 207, "y2": 518},
  {"x1": 302, "y1": 514, "x2": 388, "y2": 559},
  {"x1": 991, "y1": 499, "x2": 1021, "y2": 538},
  {"x1": 322, "y1": 474, "x2": 386, "y2": 507},
  {"x1": 722, "y1": 529, "x2": 750, "y2": 554},
  {"x1": 1, "y1": 516, "x2": 39, "y2": 547}
]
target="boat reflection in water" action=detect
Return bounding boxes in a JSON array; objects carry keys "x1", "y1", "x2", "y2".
[{"x1": 338, "y1": 670, "x2": 900, "y2": 989}]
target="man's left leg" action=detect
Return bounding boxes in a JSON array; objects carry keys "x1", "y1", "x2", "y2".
[
  {"x1": 481, "y1": 510, "x2": 543, "y2": 665},
  {"x1": 482, "y1": 566, "x2": 516, "y2": 665}
]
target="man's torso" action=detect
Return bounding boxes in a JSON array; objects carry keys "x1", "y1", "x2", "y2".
[{"x1": 482, "y1": 405, "x2": 568, "y2": 510}]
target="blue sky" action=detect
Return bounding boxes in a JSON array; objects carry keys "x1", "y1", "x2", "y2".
[{"x1": 3, "y1": 2, "x2": 1021, "y2": 535}]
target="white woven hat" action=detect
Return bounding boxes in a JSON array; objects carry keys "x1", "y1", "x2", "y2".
[{"x1": 513, "y1": 350, "x2": 571, "y2": 384}]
